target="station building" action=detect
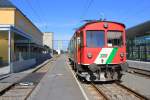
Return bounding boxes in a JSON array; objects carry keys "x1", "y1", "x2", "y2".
[
  {"x1": 126, "y1": 21, "x2": 150, "y2": 62},
  {"x1": 0, "y1": 0, "x2": 46, "y2": 74}
]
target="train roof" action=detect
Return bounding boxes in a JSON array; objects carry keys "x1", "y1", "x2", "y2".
[
  {"x1": 70, "y1": 20, "x2": 125, "y2": 41},
  {"x1": 75, "y1": 20, "x2": 125, "y2": 32}
]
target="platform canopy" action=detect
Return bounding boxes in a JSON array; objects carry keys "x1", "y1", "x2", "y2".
[{"x1": 126, "y1": 21, "x2": 150, "y2": 38}]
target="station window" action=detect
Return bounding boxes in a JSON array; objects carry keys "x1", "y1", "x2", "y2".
[
  {"x1": 86, "y1": 30, "x2": 105, "y2": 48},
  {"x1": 107, "y1": 31, "x2": 123, "y2": 47}
]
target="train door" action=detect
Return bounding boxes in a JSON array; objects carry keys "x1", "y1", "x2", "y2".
[
  {"x1": 74, "y1": 36, "x2": 77, "y2": 62},
  {"x1": 76, "y1": 33, "x2": 80, "y2": 64},
  {"x1": 76, "y1": 32, "x2": 83, "y2": 64}
]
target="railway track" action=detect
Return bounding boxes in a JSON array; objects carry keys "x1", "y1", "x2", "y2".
[
  {"x1": 128, "y1": 67, "x2": 150, "y2": 78},
  {"x1": 0, "y1": 55, "x2": 59, "y2": 100},
  {"x1": 67, "y1": 57, "x2": 149, "y2": 100},
  {"x1": 90, "y1": 83, "x2": 109, "y2": 100},
  {"x1": 90, "y1": 82, "x2": 149, "y2": 100}
]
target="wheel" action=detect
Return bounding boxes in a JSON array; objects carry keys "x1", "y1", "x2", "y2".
[
  {"x1": 76, "y1": 74, "x2": 86, "y2": 82},
  {"x1": 113, "y1": 71, "x2": 122, "y2": 80}
]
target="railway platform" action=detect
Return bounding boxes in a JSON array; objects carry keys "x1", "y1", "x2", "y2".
[
  {"x1": 127, "y1": 60, "x2": 150, "y2": 71},
  {"x1": 29, "y1": 55, "x2": 85, "y2": 100},
  {"x1": 121, "y1": 72, "x2": 150, "y2": 99}
]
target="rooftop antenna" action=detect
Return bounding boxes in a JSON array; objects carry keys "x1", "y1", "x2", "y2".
[
  {"x1": 99, "y1": 12, "x2": 106, "y2": 21},
  {"x1": 82, "y1": 20, "x2": 96, "y2": 22},
  {"x1": 73, "y1": 28, "x2": 79, "y2": 31}
]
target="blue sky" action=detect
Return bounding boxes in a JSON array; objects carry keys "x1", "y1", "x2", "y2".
[{"x1": 11, "y1": 0, "x2": 150, "y2": 40}]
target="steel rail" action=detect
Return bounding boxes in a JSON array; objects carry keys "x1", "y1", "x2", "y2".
[
  {"x1": 0, "y1": 55, "x2": 59, "y2": 100},
  {"x1": 128, "y1": 67, "x2": 150, "y2": 78},
  {"x1": 115, "y1": 82, "x2": 149, "y2": 100},
  {"x1": 24, "y1": 83, "x2": 37, "y2": 100},
  {"x1": 24, "y1": 55, "x2": 59, "y2": 100},
  {"x1": 91, "y1": 83, "x2": 109, "y2": 100},
  {"x1": 91, "y1": 82, "x2": 149, "y2": 100}
]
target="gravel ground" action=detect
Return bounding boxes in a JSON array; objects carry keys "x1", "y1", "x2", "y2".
[{"x1": 80, "y1": 83, "x2": 105, "y2": 100}]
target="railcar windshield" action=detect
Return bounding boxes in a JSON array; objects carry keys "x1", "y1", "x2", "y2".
[
  {"x1": 107, "y1": 31, "x2": 123, "y2": 47},
  {"x1": 86, "y1": 30, "x2": 105, "y2": 48}
]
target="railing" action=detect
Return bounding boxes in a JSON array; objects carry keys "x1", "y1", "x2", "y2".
[
  {"x1": 0, "y1": 52, "x2": 52, "y2": 68},
  {"x1": 13, "y1": 52, "x2": 51, "y2": 63}
]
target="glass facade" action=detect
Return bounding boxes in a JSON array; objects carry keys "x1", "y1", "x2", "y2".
[{"x1": 127, "y1": 35, "x2": 150, "y2": 62}]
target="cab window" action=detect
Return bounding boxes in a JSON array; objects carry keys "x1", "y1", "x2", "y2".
[
  {"x1": 86, "y1": 30, "x2": 105, "y2": 48},
  {"x1": 107, "y1": 31, "x2": 123, "y2": 47}
]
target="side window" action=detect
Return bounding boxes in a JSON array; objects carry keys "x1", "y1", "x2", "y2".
[{"x1": 76, "y1": 32, "x2": 83, "y2": 47}]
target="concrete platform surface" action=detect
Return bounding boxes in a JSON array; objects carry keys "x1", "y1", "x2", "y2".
[
  {"x1": 127, "y1": 60, "x2": 150, "y2": 71},
  {"x1": 29, "y1": 55, "x2": 84, "y2": 100}
]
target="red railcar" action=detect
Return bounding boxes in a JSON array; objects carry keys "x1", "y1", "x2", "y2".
[{"x1": 68, "y1": 21, "x2": 128, "y2": 81}]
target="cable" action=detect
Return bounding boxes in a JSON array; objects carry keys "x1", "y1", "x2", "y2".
[
  {"x1": 36, "y1": 0, "x2": 48, "y2": 31},
  {"x1": 26, "y1": 0, "x2": 45, "y2": 28},
  {"x1": 81, "y1": 0, "x2": 94, "y2": 20},
  {"x1": 75, "y1": 0, "x2": 94, "y2": 28}
]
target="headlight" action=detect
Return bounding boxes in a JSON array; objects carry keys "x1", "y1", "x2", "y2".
[
  {"x1": 87, "y1": 52, "x2": 93, "y2": 59},
  {"x1": 120, "y1": 52, "x2": 124, "y2": 58}
]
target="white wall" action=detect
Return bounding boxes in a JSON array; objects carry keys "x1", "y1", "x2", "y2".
[{"x1": 43, "y1": 32, "x2": 53, "y2": 49}]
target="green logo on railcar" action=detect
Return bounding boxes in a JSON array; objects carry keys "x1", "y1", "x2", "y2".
[{"x1": 100, "y1": 54, "x2": 108, "y2": 58}]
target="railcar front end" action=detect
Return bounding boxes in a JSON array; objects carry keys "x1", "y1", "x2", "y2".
[{"x1": 68, "y1": 21, "x2": 128, "y2": 82}]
